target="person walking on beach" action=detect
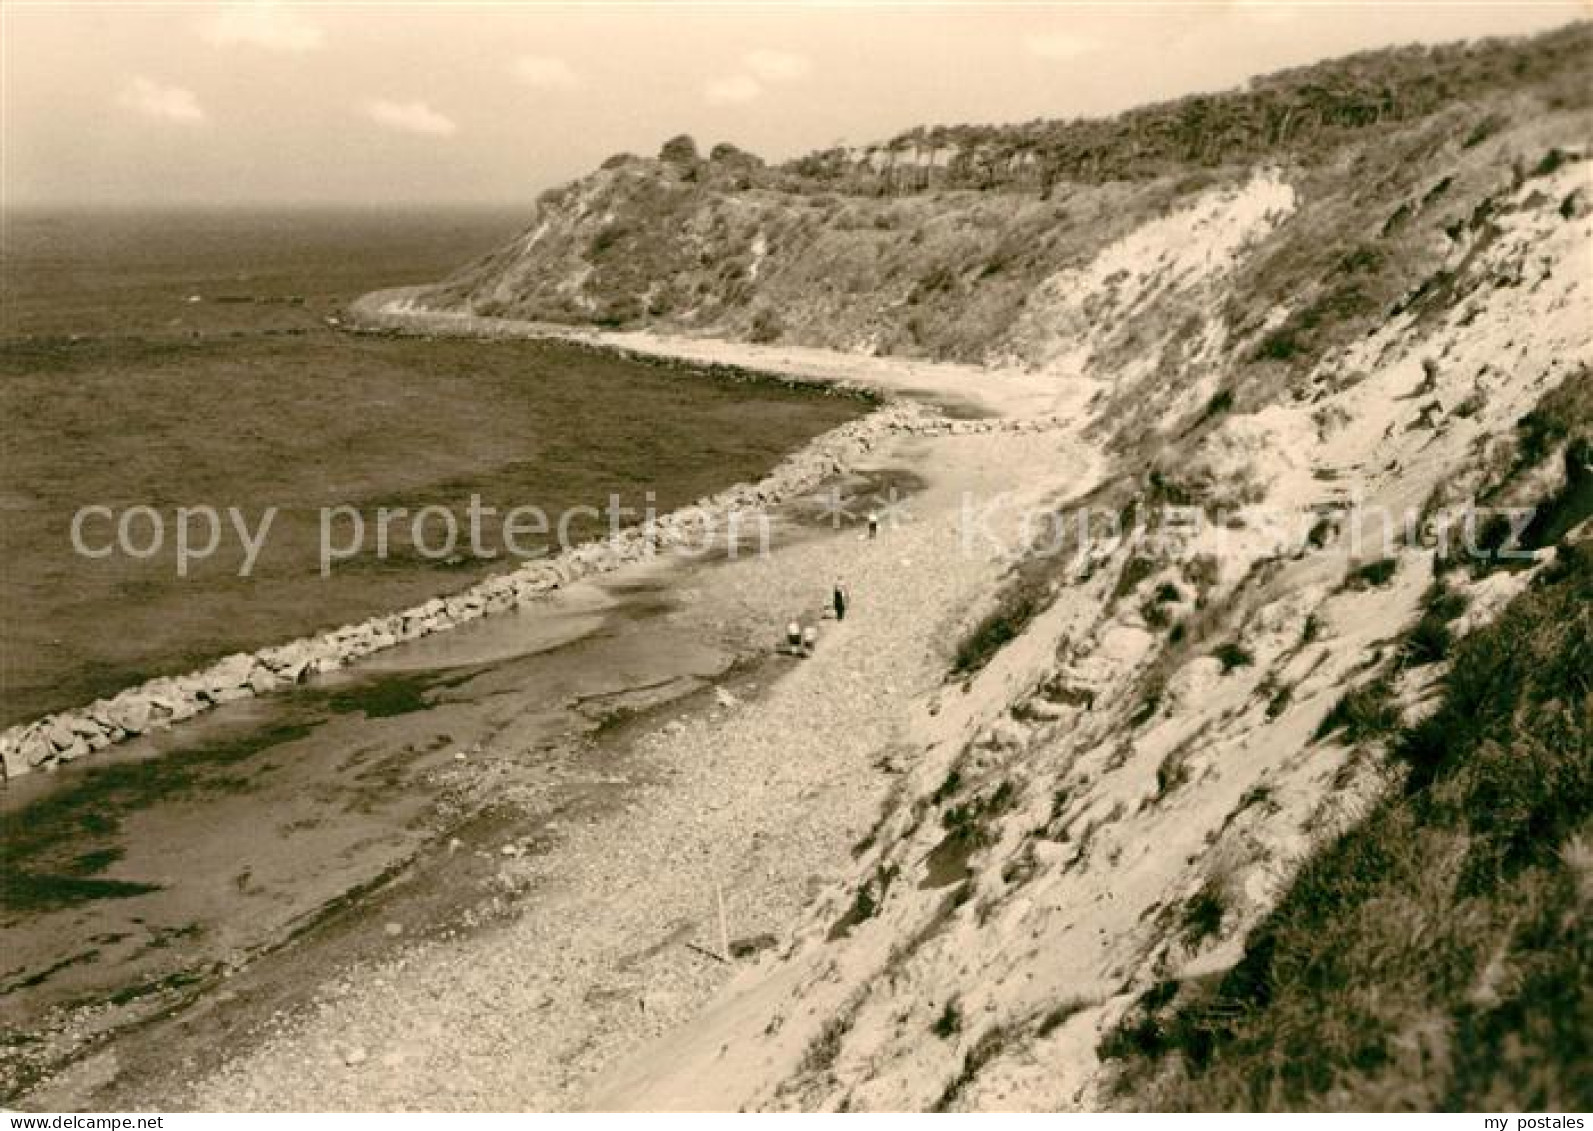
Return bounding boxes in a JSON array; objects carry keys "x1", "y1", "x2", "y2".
[{"x1": 833, "y1": 584, "x2": 847, "y2": 622}]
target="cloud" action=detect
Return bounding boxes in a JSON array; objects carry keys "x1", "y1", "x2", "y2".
[
  {"x1": 363, "y1": 99, "x2": 457, "y2": 136},
  {"x1": 704, "y1": 49, "x2": 811, "y2": 106},
  {"x1": 1232, "y1": 0, "x2": 1298, "y2": 24},
  {"x1": 704, "y1": 74, "x2": 762, "y2": 106},
  {"x1": 512, "y1": 55, "x2": 581, "y2": 90},
  {"x1": 1025, "y1": 32, "x2": 1103, "y2": 61},
  {"x1": 201, "y1": 3, "x2": 325, "y2": 52},
  {"x1": 744, "y1": 49, "x2": 811, "y2": 83},
  {"x1": 118, "y1": 77, "x2": 206, "y2": 124}
]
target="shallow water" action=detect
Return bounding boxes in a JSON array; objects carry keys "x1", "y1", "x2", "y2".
[
  {"x1": 0, "y1": 209, "x2": 866, "y2": 727},
  {"x1": 0, "y1": 446, "x2": 923, "y2": 1104},
  {"x1": 0, "y1": 563, "x2": 733, "y2": 1097}
]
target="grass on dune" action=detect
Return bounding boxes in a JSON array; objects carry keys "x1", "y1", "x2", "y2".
[{"x1": 1103, "y1": 539, "x2": 1592, "y2": 1111}]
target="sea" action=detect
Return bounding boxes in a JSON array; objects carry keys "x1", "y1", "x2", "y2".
[{"x1": 0, "y1": 208, "x2": 866, "y2": 729}]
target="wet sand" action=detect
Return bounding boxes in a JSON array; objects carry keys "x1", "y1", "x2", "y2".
[{"x1": 2, "y1": 467, "x2": 909, "y2": 1107}]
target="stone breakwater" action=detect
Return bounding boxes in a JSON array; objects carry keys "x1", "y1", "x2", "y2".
[{"x1": 0, "y1": 397, "x2": 1070, "y2": 782}]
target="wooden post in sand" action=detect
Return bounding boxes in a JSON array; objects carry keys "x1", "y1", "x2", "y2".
[{"x1": 716, "y1": 882, "x2": 730, "y2": 962}]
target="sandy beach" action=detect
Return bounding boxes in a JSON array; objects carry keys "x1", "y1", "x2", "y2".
[
  {"x1": 14, "y1": 314, "x2": 1097, "y2": 1110},
  {"x1": 187, "y1": 431, "x2": 1086, "y2": 1110}
]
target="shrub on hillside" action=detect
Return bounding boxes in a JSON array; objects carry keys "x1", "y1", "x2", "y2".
[
  {"x1": 1212, "y1": 642, "x2": 1254, "y2": 674},
  {"x1": 1313, "y1": 674, "x2": 1401, "y2": 743},
  {"x1": 1401, "y1": 582, "x2": 1468, "y2": 667},
  {"x1": 658, "y1": 134, "x2": 701, "y2": 166},
  {"x1": 1345, "y1": 557, "x2": 1399, "y2": 590},
  {"x1": 749, "y1": 306, "x2": 784, "y2": 344},
  {"x1": 953, "y1": 577, "x2": 1047, "y2": 677}
]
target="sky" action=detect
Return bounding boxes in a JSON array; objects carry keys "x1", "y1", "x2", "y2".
[{"x1": 3, "y1": 1, "x2": 1585, "y2": 208}]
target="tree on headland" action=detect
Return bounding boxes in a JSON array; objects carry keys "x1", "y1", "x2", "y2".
[
  {"x1": 659, "y1": 134, "x2": 701, "y2": 167},
  {"x1": 709, "y1": 142, "x2": 763, "y2": 168},
  {"x1": 785, "y1": 23, "x2": 1592, "y2": 195}
]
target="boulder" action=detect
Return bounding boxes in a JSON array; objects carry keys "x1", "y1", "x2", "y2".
[
  {"x1": 1, "y1": 737, "x2": 28, "y2": 780},
  {"x1": 105, "y1": 697, "x2": 153, "y2": 736},
  {"x1": 146, "y1": 691, "x2": 194, "y2": 726},
  {"x1": 310, "y1": 652, "x2": 344, "y2": 676},
  {"x1": 260, "y1": 640, "x2": 316, "y2": 674},
  {"x1": 336, "y1": 627, "x2": 377, "y2": 657},
  {"x1": 206, "y1": 653, "x2": 255, "y2": 693},
  {"x1": 53, "y1": 735, "x2": 89, "y2": 763},
  {"x1": 68, "y1": 714, "x2": 104, "y2": 739},
  {"x1": 45, "y1": 717, "x2": 77, "y2": 751},
  {"x1": 23, "y1": 728, "x2": 55, "y2": 768}
]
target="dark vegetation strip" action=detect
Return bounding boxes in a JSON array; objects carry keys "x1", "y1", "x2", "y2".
[
  {"x1": 1101, "y1": 539, "x2": 1592, "y2": 1110},
  {"x1": 952, "y1": 479, "x2": 1133, "y2": 677},
  {"x1": 790, "y1": 24, "x2": 1590, "y2": 193},
  {"x1": 0, "y1": 723, "x2": 313, "y2": 912}
]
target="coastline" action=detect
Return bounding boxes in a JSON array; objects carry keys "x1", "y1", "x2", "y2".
[
  {"x1": 348, "y1": 286, "x2": 1080, "y2": 422},
  {"x1": 2, "y1": 286, "x2": 1084, "y2": 783},
  {"x1": 147, "y1": 384, "x2": 1093, "y2": 1112},
  {"x1": 0, "y1": 331, "x2": 890, "y2": 782},
  {"x1": 13, "y1": 299, "x2": 1100, "y2": 1111}
]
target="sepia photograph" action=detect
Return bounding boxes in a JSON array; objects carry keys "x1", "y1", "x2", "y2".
[{"x1": 1, "y1": 0, "x2": 1589, "y2": 1118}]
